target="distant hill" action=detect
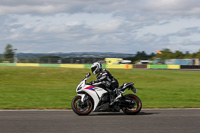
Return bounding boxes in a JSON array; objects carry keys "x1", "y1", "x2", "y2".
[{"x1": 12, "y1": 52, "x2": 135, "y2": 58}]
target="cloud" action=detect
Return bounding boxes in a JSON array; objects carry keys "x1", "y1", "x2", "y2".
[
  {"x1": 0, "y1": 0, "x2": 130, "y2": 15},
  {"x1": 146, "y1": 0, "x2": 200, "y2": 15},
  {"x1": 1, "y1": 0, "x2": 199, "y2": 16},
  {"x1": 0, "y1": 4, "x2": 66, "y2": 15},
  {"x1": 176, "y1": 27, "x2": 200, "y2": 36},
  {"x1": 0, "y1": 0, "x2": 200, "y2": 54}
]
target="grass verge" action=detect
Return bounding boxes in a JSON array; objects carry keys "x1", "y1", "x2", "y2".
[{"x1": 0, "y1": 66, "x2": 200, "y2": 109}]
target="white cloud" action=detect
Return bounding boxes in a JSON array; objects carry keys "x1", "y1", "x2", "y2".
[
  {"x1": 0, "y1": 0, "x2": 200, "y2": 54},
  {"x1": 93, "y1": 20, "x2": 123, "y2": 34},
  {"x1": 146, "y1": 0, "x2": 200, "y2": 14}
]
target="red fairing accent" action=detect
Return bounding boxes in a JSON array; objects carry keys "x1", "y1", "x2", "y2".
[{"x1": 84, "y1": 86, "x2": 95, "y2": 91}]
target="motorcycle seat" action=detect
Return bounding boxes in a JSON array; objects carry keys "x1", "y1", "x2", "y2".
[{"x1": 119, "y1": 82, "x2": 134, "y2": 90}]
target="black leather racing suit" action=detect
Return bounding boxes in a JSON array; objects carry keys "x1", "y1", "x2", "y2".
[{"x1": 93, "y1": 69, "x2": 119, "y2": 90}]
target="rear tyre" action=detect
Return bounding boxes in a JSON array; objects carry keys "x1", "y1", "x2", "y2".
[
  {"x1": 71, "y1": 95, "x2": 93, "y2": 116},
  {"x1": 122, "y1": 94, "x2": 142, "y2": 115}
]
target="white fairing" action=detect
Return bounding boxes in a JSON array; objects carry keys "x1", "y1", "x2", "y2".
[
  {"x1": 83, "y1": 85, "x2": 107, "y2": 111},
  {"x1": 95, "y1": 87, "x2": 107, "y2": 97},
  {"x1": 76, "y1": 79, "x2": 107, "y2": 111}
]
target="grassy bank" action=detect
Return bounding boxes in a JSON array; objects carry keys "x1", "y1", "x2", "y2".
[{"x1": 0, "y1": 66, "x2": 200, "y2": 109}]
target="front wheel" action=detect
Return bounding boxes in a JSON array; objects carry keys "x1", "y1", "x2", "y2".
[
  {"x1": 122, "y1": 94, "x2": 142, "y2": 115},
  {"x1": 71, "y1": 95, "x2": 93, "y2": 116}
]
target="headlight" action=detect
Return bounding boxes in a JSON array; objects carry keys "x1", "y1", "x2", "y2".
[
  {"x1": 77, "y1": 86, "x2": 82, "y2": 91},
  {"x1": 76, "y1": 83, "x2": 83, "y2": 91}
]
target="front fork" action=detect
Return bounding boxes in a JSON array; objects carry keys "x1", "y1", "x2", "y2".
[{"x1": 77, "y1": 94, "x2": 89, "y2": 104}]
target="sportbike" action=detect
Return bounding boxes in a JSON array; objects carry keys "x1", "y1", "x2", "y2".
[{"x1": 71, "y1": 73, "x2": 142, "y2": 115}]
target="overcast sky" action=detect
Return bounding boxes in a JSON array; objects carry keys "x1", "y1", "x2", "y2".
[{"x1": 0, "y1": 0, "x2": 200, "y2": 54}]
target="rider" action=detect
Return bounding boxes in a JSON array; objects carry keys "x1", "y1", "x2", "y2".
[{"x1": 90, "y1": 62, "x2": 121, "y2": 104}]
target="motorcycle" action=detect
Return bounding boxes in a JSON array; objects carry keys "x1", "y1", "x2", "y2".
[{"x1": 71, "y1": 73, "x2": 142, "y2": 115}]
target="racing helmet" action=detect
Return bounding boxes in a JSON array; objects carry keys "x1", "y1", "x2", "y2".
[{"x1": 91, "y1": 62, "x2": 102, "y2": 75}]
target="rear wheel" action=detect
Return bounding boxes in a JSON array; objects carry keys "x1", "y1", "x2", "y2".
[
  {"x1": 122, "y1": 94, "x2": 142, "y2": 115},
  {"x1": 71, "y1": 95, "x2": 93, "y2": 116}
]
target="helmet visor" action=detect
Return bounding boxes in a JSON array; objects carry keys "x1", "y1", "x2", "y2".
[{"x1": 91, "y1": 66, "x2": 97, "y2": 74}]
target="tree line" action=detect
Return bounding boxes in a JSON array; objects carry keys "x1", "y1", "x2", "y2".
[
  {"x1": 2, "y1": 44, "x2": 200, "y2": 63},
  {"x1": 125, "y1": 48, "x2": 200, "y2": 63},
  {"x1": 154, "y1": 48, "x2": 200, "y2": 60}
]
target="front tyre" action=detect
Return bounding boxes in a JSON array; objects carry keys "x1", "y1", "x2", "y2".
[
  {"x1": 122, "y1": 94, "x2": 142, "y2": 115},
  {"x1": 71, "y1": 95, "x2": 93, "y2": 116}
]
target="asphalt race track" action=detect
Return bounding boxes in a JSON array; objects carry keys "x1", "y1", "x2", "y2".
[{"x1": 0, "y1": 109, "x2": 200, "y2": 133}]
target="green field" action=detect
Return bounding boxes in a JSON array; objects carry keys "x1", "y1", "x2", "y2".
[{"x1": 0, "y1": 66, "x2": 200, "y2": 109}]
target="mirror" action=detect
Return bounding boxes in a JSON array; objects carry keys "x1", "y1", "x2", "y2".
[{"x1": 85, "y1": 73, "x2": 91, "y2": 78}]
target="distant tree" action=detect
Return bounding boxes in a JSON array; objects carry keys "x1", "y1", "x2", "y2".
[
  {"x1": 123, "y1": 48, "x2": 200, "y2": 64},
  {"x1": 196, "y1": 52, "x2": 200, "y2": 59},
  {"x1": 155, "y1": 48, "x2": 173, "y2": 59},
  {"x1": 124, "y1": 51, "x2": 154, "y2": 63},
  {"x1": 4, "y1": 44, "x2": 14, "y2": 59},
  {"x1": 134, "y1": 51, "x2": 149, "y2": 60},
  {"x1": 191, "y1": 50, "x2": 200, "y2": 59},
  {"x1": 150, "y1": 52, "x2": 156, "y2": 57},
  {"x1": 184, "y1": 51, "x2": 190, "y2": 58},
  {"x1": 155, "y1": 48, "x2": 200, "y2": 59},
  {"x1": 174, "y1": 50, "x2": 184, "y2": 59}
]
